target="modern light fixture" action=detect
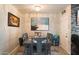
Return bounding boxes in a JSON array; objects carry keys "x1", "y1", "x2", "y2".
[{"x1": 35, "y1": 6, "x2": 41, "y2": 12}]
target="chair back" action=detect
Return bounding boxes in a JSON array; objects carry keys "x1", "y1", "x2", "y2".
[
  {"x1": 22, "y1": 33, "x2": 28, "y2": 41},
  {"x1": 47, "y1": 33, "x2": 53, "y2": 41}
]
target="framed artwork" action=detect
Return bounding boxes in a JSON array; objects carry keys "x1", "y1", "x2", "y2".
[
  {"x1": 31, "y1": 17, "x2": 49, "y2": 31},
  {"x1": 8, "y1": 12, "x2": 20, "y2": 27},
  {"x1": 76, "y1": 10, "x2": 79, "y2": 26}
]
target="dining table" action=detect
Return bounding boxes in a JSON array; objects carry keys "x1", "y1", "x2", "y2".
[{"x1": 23, "y1": 36, "x2": 51, "y2": 55}]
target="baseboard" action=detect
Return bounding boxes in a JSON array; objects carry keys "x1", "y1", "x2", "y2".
[{"x1": 8, "y1": 45, "x2": 19, "y2": 55}]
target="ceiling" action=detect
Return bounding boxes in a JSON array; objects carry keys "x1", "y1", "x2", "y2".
[{"x1": 13, "y1": 4, "x2": 68, "y2": 14}]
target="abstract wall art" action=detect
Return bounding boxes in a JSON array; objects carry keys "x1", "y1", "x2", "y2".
[{"x1": 31, "y1": 17, "x2": 49, "y2": 31}]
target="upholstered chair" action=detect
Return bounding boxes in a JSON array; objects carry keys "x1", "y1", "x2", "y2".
[{"x1": 22, "y1": 33, "x2": 28, "y2": 41}]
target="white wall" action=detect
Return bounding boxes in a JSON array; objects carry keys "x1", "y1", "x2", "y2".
[
  {"x1": 0, "y1": 5, "x2": 24, "y2": 54},
  {"x1": 24, "y1": 13, "x2": 60, "y2": 37},
  {"x1": 60, "y1": 5, "x2": 71, "y2": 54},
  {"x1": 0, "y1": 5, "x2": 7, "y2": 54}
]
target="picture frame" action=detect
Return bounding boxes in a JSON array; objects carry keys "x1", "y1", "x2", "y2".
[
  {"x1": 8, "y1": 12, "x2": 20, "y2": 27},
  {"x1": 31, "y1": 17, "x2": 49, "y2": 31},
  {"x1": 76, "y1": 10, "x2": 79, "y2": 26}
]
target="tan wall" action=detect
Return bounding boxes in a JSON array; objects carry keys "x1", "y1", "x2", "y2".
[
  {"x1": 0, "y1": 5, "x2": 24, "y2": 54},
  {"x1": 24, "y1": 13, "x2": 60, "y2": 37},
  {"x1": 60, "y1": 5, "x2": 71, "y2": 54}
]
